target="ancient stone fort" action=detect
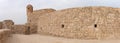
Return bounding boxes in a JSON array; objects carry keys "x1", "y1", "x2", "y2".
[{"x1": 1, "y1": 4, "x2": 120, "y2": 41}]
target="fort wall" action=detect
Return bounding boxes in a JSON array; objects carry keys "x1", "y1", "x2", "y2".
[
  {"x1": 26, "y1": 4, "x2": 56, "y2": 34},
  {"x1": 12, "y1": 25, "x2": 28, "y2": 34},
  {"x1": 37, "y1": 7, "x2": 120, "y2": 40},
  {"x1": 1, "y1": 5, "x2": 120, "y2": 40}
]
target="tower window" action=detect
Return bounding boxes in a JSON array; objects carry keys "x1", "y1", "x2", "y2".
[
  {"x1": 94, "y1": 24, "x2": 97, "y2": 28},
  {"x1": 61, "y1": 24, "x2": 64, "y2": 28}
]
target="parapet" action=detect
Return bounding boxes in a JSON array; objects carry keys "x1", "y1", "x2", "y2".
[{"x1": 33, "y1": 8, "x2": 56, "y2": 14}]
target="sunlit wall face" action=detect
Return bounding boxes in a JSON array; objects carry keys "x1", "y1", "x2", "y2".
[{"x1": 0, "y1": 0, "x2": 120, "y2": 24}]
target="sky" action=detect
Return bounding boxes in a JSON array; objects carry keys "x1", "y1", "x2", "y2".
[{"x1": 0, "y1": 0, "x2": 120, "y2": 24}]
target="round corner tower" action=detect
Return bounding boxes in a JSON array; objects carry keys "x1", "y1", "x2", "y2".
[
  {"x1": 26, "y1": 4, "x2": 33, "y2": 23},
  {"x1": 26, "y1": 4, "x2": 34, "y2": 34}
]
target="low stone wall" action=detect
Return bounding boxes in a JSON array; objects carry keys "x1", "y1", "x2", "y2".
[
  {"x1": 11, "y1": 24, "x2": 37, "y2": 34},
  {"x1": 12, "y1": 25, "x2": 27, "y2": 34},
  {"x1": 0, "y1": 29, "x2": 11, "y2": 43}
]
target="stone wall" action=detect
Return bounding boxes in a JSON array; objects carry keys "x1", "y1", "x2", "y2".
[
  {"x1": 25, "y1": 23, "x2": 37, "y2": 34},
  {"x1": 12, "y1": 25, "x2": 28, "y2": 34},
  {"x1": 0, "y1": 19, "x2": 36, "y2": 34},
  {"x1": 0, "y1": 22, "x2": 2, "y2": 29},
  {"x1": 27, "y1": 8, "x2": 56, "y2": 25},
  {"x1": 26, "y1": 6, "x2": 56, "y2": 34},
  {"x1": 37, "y1": 7, "x2": 120, "y2": 40},
  {"x1": 0, "y1": 29, "x2": 11, "y2": 43},
  {"x1": 29, "y1": 24, "x2": 37, "y2": 34}
]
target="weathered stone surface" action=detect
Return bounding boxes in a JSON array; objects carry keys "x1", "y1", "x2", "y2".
[
  {"x1": 12, "y1": 25, "x2": 28, "y2": 34},
  {"x1": 26, "y1": 4, "x2": 56, "y2": 34},
  {"x1": 37, "y1": 6, "x2": 120, "y2": 39},
  {"x1": 29, "y1": 24, "x2": 37, "y2": 34},
  {"x1": 0, "y1": 29, "x2": 11, "y2": 43},
  {"x1": 2, "y1": 20, "x2": 14, "y2": 29},
  {"x1": 0, "y1": 22, "x2": 2, "y2": 29}
]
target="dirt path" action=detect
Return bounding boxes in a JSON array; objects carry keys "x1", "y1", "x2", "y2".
[{"x1": 5, "y1": 34, "x2": 120, "y2": 43}]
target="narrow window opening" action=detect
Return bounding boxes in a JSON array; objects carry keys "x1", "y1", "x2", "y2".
[
  {"x1": 94, "y1": 24, "x2": 97, "y2": 28},
  {"x1": 61, "y1": 24, "x2": 64, "y2": 28}
]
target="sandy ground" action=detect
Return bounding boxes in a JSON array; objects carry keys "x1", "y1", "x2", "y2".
[{"x1": 4, "y1": 34, "x2": 120, "y2": 43}]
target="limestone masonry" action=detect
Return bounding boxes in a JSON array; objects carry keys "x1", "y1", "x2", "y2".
[
  {"x1": 1, "y1": 4, "x2": 120, "y2": 40},
  {"x1": 0, "y1": 29, "x2": 11, "y2": 43},
  {"x1": 26, "y1": 4, "x2": 56, "y2": 34},
  {"x1": 37, "y1": 6, "x2": 120, "y2": 39}
]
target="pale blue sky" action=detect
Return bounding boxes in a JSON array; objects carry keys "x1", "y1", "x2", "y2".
[{"x1": 0, "y1": 0, "x2": 120, "y2": 24}]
